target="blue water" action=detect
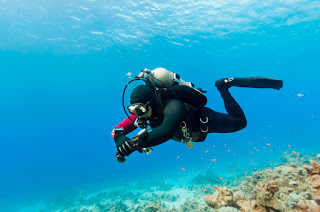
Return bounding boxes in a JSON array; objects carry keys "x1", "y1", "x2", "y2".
[{"x1": 0, "y1": 0, "x2": 320, "y2": 211}]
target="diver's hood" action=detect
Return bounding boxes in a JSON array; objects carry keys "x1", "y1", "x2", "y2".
[{"x1": 130, "y1": 85, "x2": 156, "y2": 106}]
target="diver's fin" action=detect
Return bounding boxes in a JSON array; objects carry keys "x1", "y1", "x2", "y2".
[{"x1": 215, "y1": 77, "x2": 283, "y2": 90}]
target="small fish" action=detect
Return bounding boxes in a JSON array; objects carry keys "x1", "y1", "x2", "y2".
[
  {"x1": 219, "y1": 177, "x2": 224, "y2": 180},
  {"x1": 285, "y1": 163, "x2": 289, "y2": 165},
  {"x1": 270, "y1": 163, "x2": 272, "y2": 165},
  {"x1": 267, "y1": 143, "x2": 271, "y2": 146},
  {"x1": 245, "y1": 171, "x2": 247, "y2": 175},
  {"x1": 297, "y1": 93, "x2": 305, "y2": 97},
  {"x1": 228, "y1": 150, "x2": 230, "y2": 152},
  {"x1": 205, "y1": 150, "x2": 208, "y2": 153},
  {"x1": 212, "y1": 159, "x2": 216, "y2": 161},
  {"x1": 232, "y1": 170, "x2": 235, "y2": 172},
  {"x1": 288, "y1": 144, "x2": 291, "y2": 147},
  {"x1": 237, "y1": 165, "x2": 240, "y2": 167},
  {"x1": 213, "y1": 145, "x2": 215, "y2": 147},
  {"x1": 203, "y1": 189, "x2": 206, "y2": 192},
  {"x1": 292, "y1": 151, "x2": 296, "y2": 154},
  {"x1": 177, "y1": 156, "x2": 179, "y2": 159},
  {"x1": 165, "y1": 181, "x2": 167, "y2": 184},
  {"x1": 181, "y1": 168, "x2": 185, "y2": 171}
]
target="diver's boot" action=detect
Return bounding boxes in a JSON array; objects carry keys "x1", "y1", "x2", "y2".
[{"x1": 215, "y1": 77, "x2": 283, "y2": 90}]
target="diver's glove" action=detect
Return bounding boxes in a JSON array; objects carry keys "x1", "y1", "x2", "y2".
[{"x1": 115, "y1": 136, "x2": 139, "y2": 157}]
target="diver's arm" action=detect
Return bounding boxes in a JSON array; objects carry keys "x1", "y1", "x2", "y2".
[
  {"x1": 111, "y1": 114, "x2": 138, "y2": 140},
  {"x1": 139, "y1": 99, "x2": 186, "y2": 147}
]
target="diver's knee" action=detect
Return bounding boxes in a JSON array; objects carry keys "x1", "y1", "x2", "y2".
[
  {"x1": 241, "y1": 119, "x2": 247, "y2": 129},
  {"x1": 238, "y1": 119, "x2": 247, "y2": 130}
]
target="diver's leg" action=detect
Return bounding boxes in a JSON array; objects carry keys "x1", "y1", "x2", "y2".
[
  {"x1": 203, "y1": 77, "x2": 283, "y2": 133},
  {"x1": 215, "y1": 77, "x2": 283, "y2": 90},
  {"x1": 205, "y1": 88, "x2": 247, "y2": 133}
]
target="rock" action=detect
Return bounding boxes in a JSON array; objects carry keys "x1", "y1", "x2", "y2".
[
  {"x1": 296, "y1": 199, "x2": 320, "y2": 212},
  {"x1": 133, "y1": 204, "x2": 140, "y2": 211},
  {"x1": 143, "y1": 203, "x2": 161, "y2": 212},
  {"x1": 231, "y1": 187, "x2": 240, "y2": 192},
  {"x1": 311, "y1": 189, "x2": 320, "y2": 205},
  {"x1": 218, "y1": 206, "x2": 238, "y2": 212},
  {"x1": 256, "y1": 190, "x2": 282, "y2": 210},
  {"x1": 289, "y1": 181, "x2": 298, "y2": 187},
  {"x1": 237, "y1": 200, "x2": 260, "y2": 212},
  {"x1": 308, "y1": 175, "x2": 320, "y2": 188},
  {"x1": 233, "y1": 191, "x2": 245, "y2": 202},
  {"x1": 300, "y1": 192, "x2": 311, "y2": 199},
  {"x1": 287, "y1": 193, "x2": 304, "y2": 208},
  {"x1": 204, "y1": 186, "x2": 238, "y2": 209},
  {"x1": 265, "y1": 181, "x2": 279, "y2": 194},
  {"x1": 311, "y1": 160, "x2": 320, "y2": 174},
  {"x1": 304, "y1": 160, "x2": 320, "y2": 175}
]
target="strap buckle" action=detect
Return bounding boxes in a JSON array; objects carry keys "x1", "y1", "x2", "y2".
[
  {"x1": 200, "y1": 116, "x2": 209, "y2": 133},
  {"x1": 180, "y1": 121, "x2": 192, "y2": 142}
]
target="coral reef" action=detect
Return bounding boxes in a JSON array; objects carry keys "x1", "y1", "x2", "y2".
[
  {"x1": 18, "y1": 152, "x2": 320, "y2": 212},
  {"x1": 304, "y1": 156, "x2": 320, "y2": 206},
  {"x1": 204, "y1": 153, "x2": 320, "y2": 212},
  {"x1": 280, "y1": 151, "x2": 317, "y2": 165}
]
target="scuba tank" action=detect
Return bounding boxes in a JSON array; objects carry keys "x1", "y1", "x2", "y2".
[
  {"x1": 137, "y1": 68, "x2": 207, "y2": 109},
  {"x1": 138, "y1": 68, "x2": 195, "y2": 88}
]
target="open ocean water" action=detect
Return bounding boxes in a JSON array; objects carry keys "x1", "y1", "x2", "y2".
[{"x1": 0, "y1": 0, "x2": 320, "y2": 211}]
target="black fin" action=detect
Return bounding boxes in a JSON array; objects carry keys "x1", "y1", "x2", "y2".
[{"x1": 216, "y1": 77, "x2": 283, "y2": 90}]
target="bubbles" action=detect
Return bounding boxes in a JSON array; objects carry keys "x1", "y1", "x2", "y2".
[{"x1": 126, "y1": 72, "x2": 133, "y2": 78}]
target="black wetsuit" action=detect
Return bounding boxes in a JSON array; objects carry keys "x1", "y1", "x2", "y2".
[
  {"x1": 139, "y1": 88, "x2": 247, "y2": 148},
  {"x1": 113, "y1": 77, "x2": 282, "y2": 158}
]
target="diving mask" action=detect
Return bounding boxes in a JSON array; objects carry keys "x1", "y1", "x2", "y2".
[{"x1": 127, "y1": 103, "x2": 151, "y2": 117}]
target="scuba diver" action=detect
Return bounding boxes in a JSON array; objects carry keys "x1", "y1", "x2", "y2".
[{"x1": 111, "y1": 68, "x2": 283, "y2": 162}]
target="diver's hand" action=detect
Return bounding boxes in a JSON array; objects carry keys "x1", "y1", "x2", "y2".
[
  {"x1": 115, "y1": 136, "x2": 138, "y2": 157},
  {"x1": 116, "y1": 152, "x2": 126, "y2": 163}
]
